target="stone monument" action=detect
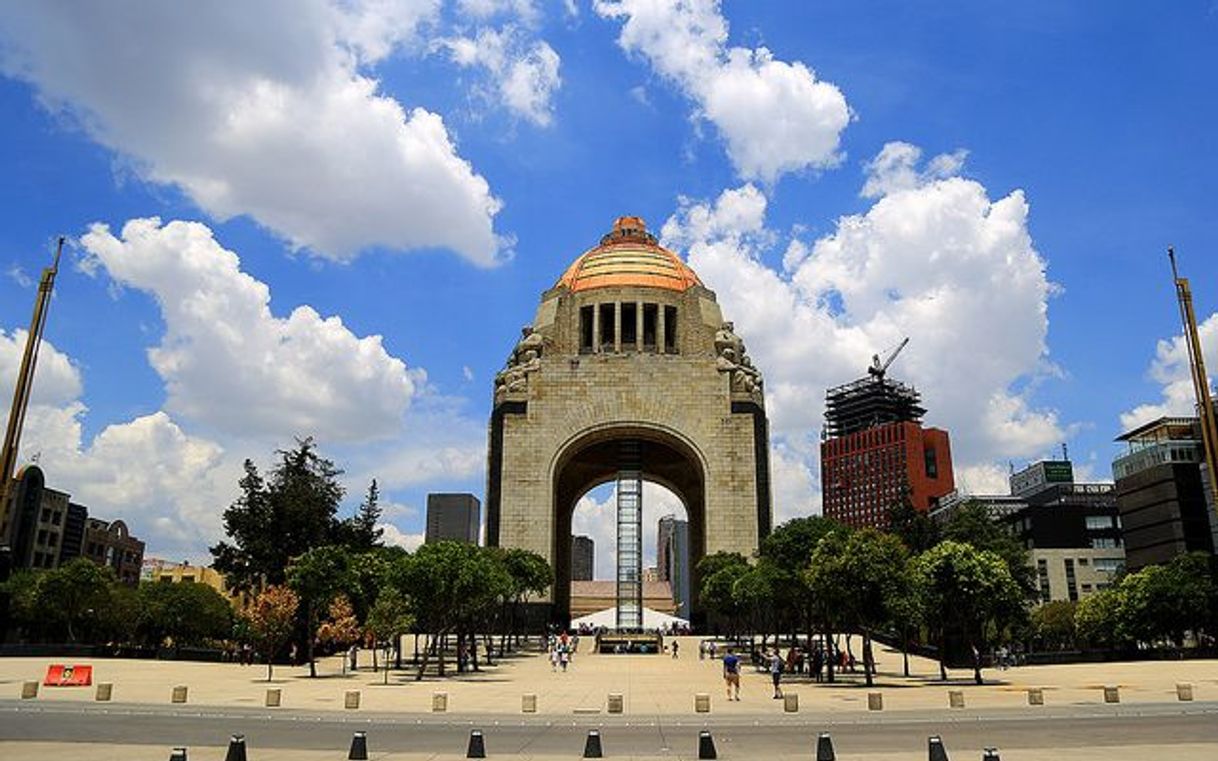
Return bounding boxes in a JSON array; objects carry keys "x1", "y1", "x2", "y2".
[{"x1": 486, "y1": 216, "x2": 771, "y2": 624}]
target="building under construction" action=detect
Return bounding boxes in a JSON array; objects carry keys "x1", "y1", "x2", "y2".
[{"x1": 820, "y1": 341, "x2": 955, "y2": 530}]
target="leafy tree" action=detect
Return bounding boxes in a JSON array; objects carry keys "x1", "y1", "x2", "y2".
[
  {"x1": 696, "y1": 552, "x2": 750, "y2": 638},
  {"x1": 389, "y1": 542, "x2": 513, "y2": 678},
  {"x1": 335, "y1": 480, "x2": 384, "y2": 551},
  {"x1": 137, "y1": 582, "x2": 233, "y2": 647},
  {"x1": 248, "y1": 585, "x2": 299, "y2": 682},
  {"x1": 888, "y1": 497, "x2": 940, "y2": 553},
  {"x1": 365, "y1": 588, "x2": 414, "y2": 684},
  {"x1": 1074, "y1": 587, "x2": 1123, "y2": 648},
  {"x1": 913, "y1": 540, "x2": 1025, "y2": 684},
  {"x1": 34, "y1": 558, "x2": 116, "y2": 642},
  {"x1": 499, "y1": 548, "x2": 553, "y2": 652},
  {"x1": 807, "y1": 528, "x2": 910, "y2": 686},
  {"x1": 1030, "y1": 600, "x2": 1078, "y2": 651},
  {"x1": 287, "y1": 545, "x2": 354, "y2": 676},
  {"x1": 941, "y1": 500, "x2": 1036, "y2": 595},
  {"x1": 732, "y1": 560, "x2": 781, "y2": 653},
  {"x1": 211, "y1": 439, "x2": 346, "y2": 593},
  {"x1": 317, "y1": 595, "x2": 361, "y2": 658},
  {"x1": 761, "y1": 517, "x2": 845, "y2": 682}
]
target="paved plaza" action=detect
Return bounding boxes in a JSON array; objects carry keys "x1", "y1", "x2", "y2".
[
  {"x1": 3, "y1": 637, "x2": 1217, "y2": 714},
  {"x1": 3, "y1": 639, "x2": 1218, "y2": 759}
]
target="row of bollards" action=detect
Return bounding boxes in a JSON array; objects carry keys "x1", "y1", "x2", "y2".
[{"x1": 168, "y1": 729, "x2": 1001, "y2": 760}]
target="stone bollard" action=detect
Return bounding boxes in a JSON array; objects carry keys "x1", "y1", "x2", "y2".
[
  {"x1": 583, "y1": 729, "x2": 604, "y2": 759},
  {"x1": 783, "y1": 692, "x2": 798, "y2": 713},
  {"x1": 344, "y1": 690, "x2": 361, "y2": 710},
  {"x1": 607, "y1": 693, "x2": 623, "y2": 714},
  {"x1": 522, "y1": 693, "x2": 537, "y2": 713},
  {"x1": 698, "y1": 730, "x2": 717, "y2": 760},
  {"x1": 1026, "y1": 688, "x2": 1044, "y2": 706},
  {"x1": 815, "y1": 732, "x2": 835, "y2": 761},
  {"x1": 169, "y1": 748, "x2": 188, "y2": 761},
  {"x1": 867, "y1": 691, "x2": 883, "y2": 711},
  {"x1": 21, "y1": 681, "x2": 38, "y2": 699},
  {"x1": 433, "y1": 691, "x2": 448, "y2": 712},
  {"x1": 982, "y1": 748, "x2": 1001, "y2": 760},
  {"x1": 95, "y1": 682, "x2": 113, "y2": 702},
  {"x1": 265, "y1": 688, "x2": 282, "y2": 707},
  {"x1": 1103, "y1": 686, "x2": 1120, "y2": 704},
  {"x1": 694, "y1": 692, "x2": 711, "y2": 713},
  {"x1": 171, "y1": 685, "x2": 189, "y2": 704},
  {"x1": 948, "y1": 689, "x2": 965, "y2": 709},
  {"x1": 1177, "y1": 683, "x2": 1194, "y2": 702},
  {"x1": 224, "y1": 734, "x2": 247, "y2": 761}
]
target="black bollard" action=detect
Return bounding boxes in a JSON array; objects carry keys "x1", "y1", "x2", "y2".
[
  {"x1": 698, "y1": 730, "x2": 717, "y2": 760},
  {"x1": 815, "y1": 731, "x2": 836, "y2": 761},
  {"x1": 224, "y1": 734, "x2": 247, "y2": 761},
  {"x1": 583, "y1": 729, "x2": 604, "y2": 758},
  {"x1": 467, "y1": 729, "x2": 487, "y2": 759},
  {"x1": 168, "y1": 749, "x2": 187, "y2": 761},
  {"x1": 928, "y1": 735, "x2": 950, "y2": 761},
  {"x1": 348, "y1": 730, "x2": 368, "y2": 761},
  {"x1": 982, "y1": 749, "x2": 1000, "y2": 761}
]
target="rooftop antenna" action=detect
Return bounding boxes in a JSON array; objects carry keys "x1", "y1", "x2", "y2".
[{"x1": 1060, "y1": 442, "x2": 1069, "y2": 462}]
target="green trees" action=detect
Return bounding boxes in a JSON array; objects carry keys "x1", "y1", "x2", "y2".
[
  {"x1": 211, "y1": 439, "x2": 346, "y2": 593},
  {"x1": 286, "y1": 545, "x2": 354, "y2": 676},
  {"x1": 366, "y1": 588, "x2": 413, "y2": 683},
  {"x1": 1073, "y1": 553, "x2": 1215, "y2": 649},
  {"x1": 1029, "y1": 600, "x2": 1078, "y2": 651},
  {"x1": 247, "y1": 585, "x2": 299, "y2": 682},
  {"x1": 696, "y1": 552, "x2": 750, "y2": 639},
  {"x1": 30, "y1": 558, "x2": 116, "y2": 642},
  {"x1": 807, "y1": 528, "x2": 910, "y2": 687},
  {"x1": 913, "y1": 540, "x2": 1024, "y2": 684},
  {"x1": 137, "y1": 581, "x2": 233, "y2": 647}
]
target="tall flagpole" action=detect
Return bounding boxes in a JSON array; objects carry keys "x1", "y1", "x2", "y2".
[{"x1": 0, "y1": 236, "x2": 63, "y2": 545}]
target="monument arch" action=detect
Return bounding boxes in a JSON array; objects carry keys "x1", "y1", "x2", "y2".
[{"x1": 486, "y1": 216, "x2": 772, "y2": 625}]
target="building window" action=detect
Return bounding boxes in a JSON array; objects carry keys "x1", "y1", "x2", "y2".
[
  {"x1": 663, "y1": 306, "x2": 677, "y2": 352},
  {"x1": 1090, "y1": 537, "x2": 1120, "y2": 549},
  {"x1": 1081, "y1": 583, "x2": 1093, "y2": 595},
  {"x1": 1037, "y1": 559, "x2": 1050, "y2": 603},
  {"x1": 1094, "y1": 558, "x2": 1123, "y2": 573},
  {"x1": 642, "y1": 303, "x2": 658, "y2": 349},
  {"x1": 598, "y1": 303, "x2": 615, "y2": 351},
  {"x1": 1065, "y1": 558, "x2": 1078, "y2": 602},
  {"x1": 1085, "y1": 515, "x2": 1114, "y2": 530},
  {"x1": 579, "y1": 305, "x2": 594, "y2": 353},
  {"x1": 37, "y1": 529, "x2": 47, "y2": 545},
  {"x1": 621, "y1": 302, "x2": 637, "y2": 347}
]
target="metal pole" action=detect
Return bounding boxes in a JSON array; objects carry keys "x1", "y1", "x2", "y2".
[
  {"x1": 1168, "y1": 248, "x2": 1218, "y2": 519},
  {"x1": 0, "y1": 237, "x2": 62, "y2": 544}
]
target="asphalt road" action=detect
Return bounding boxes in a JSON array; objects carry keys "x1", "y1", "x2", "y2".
[{"x1": 2, "y1": 701, "x2": 1217, "y2": 757}]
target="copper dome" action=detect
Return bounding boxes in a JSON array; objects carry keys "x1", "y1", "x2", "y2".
[{"x1": 556, "y1": 217, "x2": 702, "y2": 293}]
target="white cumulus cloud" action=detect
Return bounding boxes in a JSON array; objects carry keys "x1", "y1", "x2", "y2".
[
  {"x1": 80, "y1": 218, "x2": 418, "y2": 443},
  {"x1": 442, "y1": 26, "x2": 562, "y2": 126},
  {"x1": 662, "y1": 142, "x2": 1065, "y2": 510},
  {"x1": 1119, "y1": 312, "x2": 1218, "y2": 432},
  {"x1": 595, "y1": 0, "x2": 850, "y2": 183},
  {"x1": 0, "y1": 1, "x2": 505, "y2": 265}
]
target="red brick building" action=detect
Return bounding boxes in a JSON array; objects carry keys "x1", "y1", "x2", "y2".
[{"x1": 820, "y1": 375, "x2": 955, "y2": 530}]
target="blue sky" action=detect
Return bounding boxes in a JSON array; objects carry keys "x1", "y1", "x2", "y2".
[{"x1": 0, "y1": 1, "x2": 1215, "y2": 565}]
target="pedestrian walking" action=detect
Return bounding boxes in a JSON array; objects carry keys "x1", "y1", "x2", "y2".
[
  {"x1": 560, "y1": 647, "x2": 570, "y2": 672},
  {"x1": 672, "y1": 640, "x2": 680, "y2": 659},
  {"x1": 769, "y1": 650, "x2": 784, "y2": 699},
  {"x1": 550, "y1": 647, "x2": 560, "y2": 672},
  {"x1": 812, "y1": 647, "x2": 824, "y2": 683},
  {"x1": 722, "y1": 649, "x2": 741, "y2": 701}
]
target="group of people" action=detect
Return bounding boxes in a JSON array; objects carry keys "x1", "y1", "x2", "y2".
[
  {"x1": 706, "y1": 638, "x2": 872, "y2": 699},
  {"x1": 548, "y1": 630, "x2": 578, "y2": 672}
]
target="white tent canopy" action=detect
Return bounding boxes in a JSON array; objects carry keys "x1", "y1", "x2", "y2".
[{"x1": 570, "y1": 606, "x2": 689, "y2": 631}]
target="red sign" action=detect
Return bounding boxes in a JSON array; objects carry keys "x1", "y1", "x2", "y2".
[{"x1": 43, "y1": 664, "x2": 93, "y2": 687}]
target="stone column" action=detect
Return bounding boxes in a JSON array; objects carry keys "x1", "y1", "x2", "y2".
[
  {"x1": 636, "y1": 300, "x2": 643, "y2": 351},
  {"x1": 592, "y1": 302, "x2": 600, "y2": 354},
  {"x1": 657, "y1": 304, "x2": 666, "y2": 355},
  {"x1": 614, "y1": 302, "x2": 622, "y2": 353}
]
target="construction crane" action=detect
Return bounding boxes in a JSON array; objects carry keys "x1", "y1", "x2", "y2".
[
  {"x1": 0, "y1": 237, "x2": 63, "y2": 548},
  {"x1": 868, "y1": 337, "x2": 910, "y2": 381},
  {"x1": 1168, "y1": 247, "x2": 1218, "y2": 520}
]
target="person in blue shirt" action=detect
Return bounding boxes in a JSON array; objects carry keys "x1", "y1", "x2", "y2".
[{"x1": 722, "y1": 648, "x2": 741, "y2": 701}]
